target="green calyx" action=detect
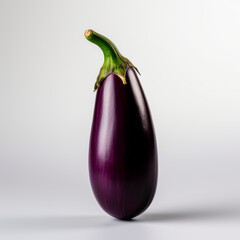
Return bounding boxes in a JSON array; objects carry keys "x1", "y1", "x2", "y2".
[{"x1": 84, "y1": 29, "x2": 140, "y2": 91}]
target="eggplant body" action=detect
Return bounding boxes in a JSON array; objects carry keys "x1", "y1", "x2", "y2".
[{"x1": 89, "y1": 67, "x2": 158, "y2": 220}]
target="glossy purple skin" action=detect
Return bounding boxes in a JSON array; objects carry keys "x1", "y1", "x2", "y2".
[{"x1": 89, "y1": 67, "x2": 158, "y2": 220}]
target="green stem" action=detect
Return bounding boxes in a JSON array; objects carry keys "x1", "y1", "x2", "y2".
[
  {"x1": 84, "y1": 29, "x2": 139, "y2": 91},
  {"x1": 85, "y1": 30, "x2": 121, "y2": 63}
]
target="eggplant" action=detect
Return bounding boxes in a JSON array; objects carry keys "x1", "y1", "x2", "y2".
[{"x1": 85, "y1": 30, "x2": 158, "y2": 220}]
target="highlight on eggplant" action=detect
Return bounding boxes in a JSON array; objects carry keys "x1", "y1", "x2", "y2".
[{"x1": 85, "y1": 29, "x2": 158, "y2": 220}]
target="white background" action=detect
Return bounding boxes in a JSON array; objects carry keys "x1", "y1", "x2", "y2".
[{"x1": 1, "y1": 0, "x2": 240, "y2": 239}]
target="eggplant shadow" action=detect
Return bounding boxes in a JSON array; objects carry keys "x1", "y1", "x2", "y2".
[{"x1": 139, "y1": 203, "x2": 240, "y2": 223}]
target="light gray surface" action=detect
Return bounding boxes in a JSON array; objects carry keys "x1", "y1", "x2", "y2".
[{"x1": 1, "y1": 0, "x2": 240, "y2": 239}]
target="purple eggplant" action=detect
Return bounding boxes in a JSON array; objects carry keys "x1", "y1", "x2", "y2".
[{"x1": 85, "y1": 30, "x2": 158, "y2": 220}]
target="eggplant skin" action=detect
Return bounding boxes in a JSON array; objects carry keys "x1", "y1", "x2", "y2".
[{"x1": 89, "y1": 67, "x2": 158, "y2": 220}]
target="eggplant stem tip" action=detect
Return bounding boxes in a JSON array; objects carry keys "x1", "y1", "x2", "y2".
[{"x1": 84, "y1": 29, "x2": 92, "y2": 38}]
